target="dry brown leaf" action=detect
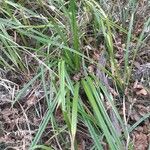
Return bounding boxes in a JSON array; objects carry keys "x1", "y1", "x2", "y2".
[
  {"x1": 136, "y1": 88, "x2": 148, "y2": 96},
  {"x1": 133, "y1": 80, "x2": 148, "y2": 96},
  {"x1": 133, "y1": 80, "x2": 144, "y2": 89},
  {"x1": 130, "y1": 108, "x2": 141, "y2": 121},
  {"x1": 26, "y1": 94, "x2": 37, "y2": 107},
  {"x1": 137, "y1": 105, "x2": 149, "y2": 116},
  {"x1": 136, "y1": 127, "x2": 144, "y2": 132},
  {"x1": 133, "y1": 132, "x2": 148, "y2": 150}
]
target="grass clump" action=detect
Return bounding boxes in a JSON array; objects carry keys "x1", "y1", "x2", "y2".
[{"x1": 0, "y1": 0, "x2": 150, "y2": 150}]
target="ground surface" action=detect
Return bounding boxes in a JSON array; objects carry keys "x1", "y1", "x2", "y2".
[{"x1": 0, "y1": 0, "x2": 150, "y2": 150}]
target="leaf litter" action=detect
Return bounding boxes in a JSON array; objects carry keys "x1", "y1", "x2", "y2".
[{"x1": 0, "y1": 0, "x2": 150, "y2": 149}]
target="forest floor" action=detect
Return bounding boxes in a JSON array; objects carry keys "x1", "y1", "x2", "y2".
[{"x1": 0, "y1": 0, "x2": 150, "y2": 150}]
